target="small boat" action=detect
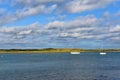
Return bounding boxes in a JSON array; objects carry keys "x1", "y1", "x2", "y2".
[
  {"x1": 100, "y1": 52, "x2": 106, "y2": 55},
  {"x1": 99, "y1": 43, "x2": 107, "y2": 55},
  {"x1": 70, "y1": 52, "x2": 80, "y2": 54}
]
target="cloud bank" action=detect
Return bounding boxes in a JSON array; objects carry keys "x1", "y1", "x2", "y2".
[{"x1": 0, "y1": 0, "x2": 119, "y2": 49}]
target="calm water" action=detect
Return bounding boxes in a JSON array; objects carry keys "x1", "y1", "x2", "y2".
[{"x1": 0, "y1": 52, "x2": 120, "y2": 80}]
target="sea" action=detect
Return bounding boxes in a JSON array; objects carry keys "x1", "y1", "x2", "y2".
[{"x1": 0, "y1": 52, "x2": 120, "y2": 80}]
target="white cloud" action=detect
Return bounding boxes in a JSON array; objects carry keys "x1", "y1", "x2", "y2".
[
  {"x1": 110, "y1": 25, "x2": 120, "y2": 32},
  {"x1": 0, "y1": 4, "x2": 57, "y2": 25},
  {"x1": 0, "y1": 22, "x2": 43, "y2": 43},
  {"x1": 16, "y1": 4, "x2": 57, "y2": 18},
  {"x1": 0, "y1": 15, "x2": 100, "y2": 44},
  {"x1": 0, "y1": 0, "x2": 116, "y2": 25},
  {"x1": 65, "y1": 0, "x2": 114, "y2": 13},
  {"x1": 18, "y1": 30, "x2": 32, "y2": 35},
  {"x1": 0, "y1": 0, "x2": 120, "y2": 48},
  {"x1": 13, "y1": 0, "x2": 62, "y2": 7},
  {"x1": 44, "y1": 15, "x2": 108, "y2": 40},
  {"x1": 0, "y1": 27, "x2": 16, "y2": 33},
  {"x1": 46, "y1": 21, "x2": 64, "y2": 29},
  {"x1": 0, "y1": 14, "x2": 120, "y2": 48},
  {"x1": 46, "y1": 15, "x2": 98, "y2": 30}
]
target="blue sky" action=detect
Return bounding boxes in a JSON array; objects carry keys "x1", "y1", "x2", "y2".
[{"x1": 0, "y1": 0, "x2": 120, "y2": 49}]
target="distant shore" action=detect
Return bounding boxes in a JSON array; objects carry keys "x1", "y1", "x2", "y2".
[{"x1": 0, "y1": 48, "x2": 120, "y2": 53}]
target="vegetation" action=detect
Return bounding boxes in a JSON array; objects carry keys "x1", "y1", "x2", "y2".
[{"x1": 0, "y1": 48, "x2": 120, "y2": 53}]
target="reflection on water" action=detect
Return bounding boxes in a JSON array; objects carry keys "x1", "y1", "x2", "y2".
[{"x1": 0, "y1": 52, "x2": 120, "y2": 80}]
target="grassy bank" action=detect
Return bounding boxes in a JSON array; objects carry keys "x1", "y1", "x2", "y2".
[{"x1": 0, "y1": 48, "x2": 120, "y2": 53}]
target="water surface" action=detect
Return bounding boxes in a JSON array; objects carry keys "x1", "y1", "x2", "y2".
[{"x1": 0, "y1": 52, "x2": 120, "y2": 80}]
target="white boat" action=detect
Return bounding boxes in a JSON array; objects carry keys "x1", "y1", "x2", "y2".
[
  {"x1": 100, "y1": 52, "x2": 106, "y2": 55},
  {"x1": 70, "y1": 52, "x2": 80, "y2": 54},
  {"x1": 99, "y1": 43, "x2": 107, "y2": 55}
]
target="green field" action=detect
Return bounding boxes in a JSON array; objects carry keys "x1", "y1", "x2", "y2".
[{"x1": 0, "y1": 48, "x2": 120, "y2": 53}]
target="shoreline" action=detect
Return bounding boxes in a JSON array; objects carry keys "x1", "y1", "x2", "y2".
[{"x1": 0, "y1": 48, "x2": 120, "y2": 53}]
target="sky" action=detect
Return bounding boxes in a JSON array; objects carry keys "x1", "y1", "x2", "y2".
[{"x1": 0, "y1": 0, "x2": 120, "y2": 49}]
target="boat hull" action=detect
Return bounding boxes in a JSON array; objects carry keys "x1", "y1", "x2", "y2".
[
  {"x1": 70, "y1": 52, "x2": 80, "y2": 54},
  {"x1": 100, "y1": 52, "x2": 106, "y2": 55}
]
